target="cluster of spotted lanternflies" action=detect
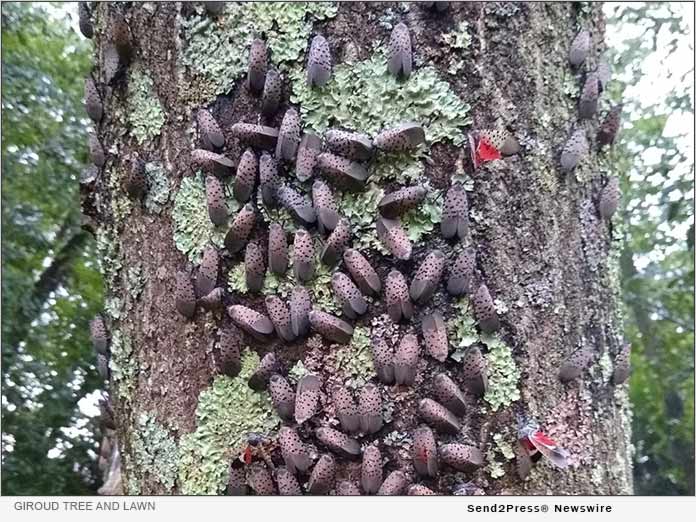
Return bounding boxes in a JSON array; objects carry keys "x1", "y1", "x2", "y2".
[{"x1": 82, "y1": 2, "x2": 630, "y2": 495}]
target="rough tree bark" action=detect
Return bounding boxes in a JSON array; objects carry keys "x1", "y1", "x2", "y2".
[{"x1": 83, "y1": 1, "x2": 633, "y2": 496}]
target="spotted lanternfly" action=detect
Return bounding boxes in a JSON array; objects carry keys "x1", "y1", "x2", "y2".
[
  {"x1": 175, "y1": 270, "x2": 196, "y2": 319},
  {"x1": 244, "y1": 242, "x2": 266, "y2": 293},
  {"x1": 325, "y1": 129, "x2": 373, "y2": 161},
  {"x1": 333, "y1": 385, "x2": 360, "y2": 434},
  {"x1": 408, "y1": 484, "x2": 436, "y2": 495},
  {"x1": 247, "y1": 38, "x2": 267, "y2": 95},
  {"x1": 597, "y1": 60, "x2": 612, "y2": 91},
  {"x1": 312, "y1": 180, "x2": 340, "y2": 235},
  {"x1": 247, "y1": 463, "x2": 276, "y2": 495},
  {"x1": 215, "y1": 328, "x2": 241, "y2": 378},
  {"x1": 198, "y1": 108, "x2": 225, "y2": 150},
  {"x1": 385, "y1": 269, "x2": 413, "y2": 323},
  {"x1": 412, "y1": 425, "x2": 438, "y2": 478},
  {"x1": 599, "y1": 176, "x2": 620, "y2": 221},
  {"x1": 569, "y1": 29, "x2": 590, "y2": 67},
  {"x1": 90, "y1": 315, "x2": 109, "y2": 355},
  {"x1": 248, "y1": 352, "x2": 279, "y2": 390},
  {"x1": 394, "y1": 334, "x2": 420, "y2": 386},
  {"x1": 332, "y1": 272, "x2": 367, "y2": 320},
  {"x1": 227, "y1": 462, "x2": 248, "y2": 496},
  {"x1": 196, "y1": 245, "x2": 219, "y2": 298},
  {"x1": 377, "y1": 471, "x2": 409, "y2": 496},
  {"x1": 296, "y1": 133, "x2": 322, "y2": 182},
  {"x1": 199, "y1": 287, "x2": 224, "y2": 311},
  {"x1": 612, "y1": 341, "x2": 631, "y2": 385},
  {"x1": 224, "y1": 203, "x2": 256, "y2": 254},
  {"x1": 440, "y1": 444, "x2": 484, "y2": 472},
  {"x1": 374, "y1": 122, "x2": 425, "y2": 152},
  {"x1": 422, "y1": 313, "x2": 449, "y2": 362},
  {"x1": 269, "y1": 374, "x2": 295, "y2": 421},
  {"x1": 579, "y1": 72, "x2": 599, "y2": 120},
  {"x1": 461, "y1": 346, "x2": 488, "y2": 397},
  {"x1": 205, "y1": 175, "x2": 228, "y2": 226},
  {"x1": 558, "y1": 344, "x2": 593, "y2": 382},
  {"x1": 517, "y1": 419, "x2": 570, "y2": 469},
  {"x1": 433, "y1": 373, "x2": 466, "y2": 416},
  {"x1": 308, "y1": 454, "x2": 336, "y2": 495},
  {"x1": 316, "y1": 152, "x2": 369, "y2": 192},
  {"x1": 89, "y1": 134, "x2": 105, "y2": 168},
  {"x1": 372, "y1": 338, "x2": 395, "y2": 385},
  {"x1": 259, "y1": 153, "x2": 280, "y2": 208},
  {"x1": 84, "y1": 76, "x2": 103, "y2": 123},
  {"x1": 560, "y1": 128, "x2": 588, "y2": 171},
  {"x1": 597, "y1": 104, "x2": 622, "y2": 147},
  {"x1": 277, "y1": 185, "x2": 316, "y2": 226},
  {"x1": 293, "y1": 229, "x2": 315, "y2": 283},
  {"x1": 275, "y1": 466, "x2": 301, "y2": 496},
  {"x1": 278, "y1": 427, "x2": 311, "y2": 475},
  {"x1": 306, "y1": 34, "x2": 332, "y2": 88},
  {"x1": 289, "y1": 286, "x2": 312, "y2": 338},
  {"x1": 361, "y1": 445, "x2": 383, "y2": 495},
  {"x1": 316, "y1": 427, "x2": 361, "y2": 460},
  {"x1": 78, "y1": 2, "x2": 93, "y2": 39},
  {"x1": 343, "y1": 248, "x2": 381, "y2": 296},
  {"x1": 234, "y1": 149, "x2": 258, "y2": 203},
  {"x1": 204, "y1": 2, "x2": 225, "y2": 16},
  {"x1": 378, "y1": 186, "x2": 427, "y2": 219},
  {"x1": 441, "y1": 184, "x2": 469, "y2": 241},
  {"x1": 308, "y1": 310, "x2": 354, "y2": 345},
  {"x1": 467, "y1": 129, "x2": 519, "y2": 170},
  {"x1": 191, "y1": 149, "x2": 235, "y2": 177},
  {"x1": 227, "y1": 304, "x2": 274, "y2": 342},
  {"x1": 276, "y1": 109, "x2": 301, "y2": 162},
  {"x1": 295, "y1": 374, "x2": 321, "y2": 425},
  {"x1": 230, "y1": 123, "x2": 279, "y2": 151},
  {"x1": 358, "y1": 383, "x2": 382, "y2": 434},
  {"x1": 96, "y1": 353, "x2": 109, "y2": 380},
  {"x1": 410, "y1": 250, "x2": 446, "y2": 304},
  {"x1": 375, "y1": 217, "x2": 412, "y2": 261},
  {"x1": 111, "y1": 14, "x2": 133, "y2": 63},
  {"x1": 472, "y1": 283, "x2": 500, "y2": 333},
  {"x1": 388, "y1": 23, "x2": 412, "y2": 79},
  {"x1": 418, "y1": 398, "x2": 461, "y2": 434},
  {"x1": 336, "y1": 481, "x2": 361, "y2": 496},
  {"x1": 265, "y1": 296, "x2": 294, "y2": 343},
  {"x1": 447, "y1": 247, "x2": 476, "y2": 296},
  {"x1": 261, "y1": 68, "x2": 282, "y2": 117},
  {"x1": 320, "y1": 218, "x2": 351, "y2": 266}
]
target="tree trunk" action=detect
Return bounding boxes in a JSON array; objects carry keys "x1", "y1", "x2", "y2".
[{"x1": 84, "y1": 1, "x2": 632, "y2": 496}]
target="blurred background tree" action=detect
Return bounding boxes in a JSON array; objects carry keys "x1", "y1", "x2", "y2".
[
  {"x1": 0, "y1": 1, "x2": 692, "y2": 495},
  {"x1": 1, "y1": 2, "x2": 103, "y2": 494}
]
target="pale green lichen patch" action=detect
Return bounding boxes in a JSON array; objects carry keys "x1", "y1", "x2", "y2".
[
  {"x1": 132, "y1": 412, "x2": 179, "y2": 491},
  {"x1": 127, "y1": 66, "x2": 165, "y2": 145},
  {"x1": 177, "y1": 350, "x2": 280, "y2": 495},
  {"x1": 400, "y1": 187, "x2": 443, "y2": 243},
  {"x1": 172, "y1": 173, "x2": 239, "y2": 263},
  {"x1": 483, "y1": 333, "x2": 521, "y2": 411},
  {"x1": 109, "y1": 329, "x2": 136, "y2": 400},
  {"x1": 127, "y1": 263, "x2": 146, "y2": 300},
  {"x1": 144, "y1": 162, "x2": 171, "y2": 214},
  {"x1": 448, "y1": 298, "x2": 479, "y2": 361},
  {"x1": 180, "y1": 2, "x2": 338, "y2": 100},
  {"x1": 335, "y1": 326, "x2": 376, "y2": 388},
  {"x1": 442, "y1": 21, "x2": 471, "y2": 76},
  {"x1": 337, "y1": 183, "x2": 385, "y2": 253},
  {"x1": 104, "y1": 296, "x2": 123, "y2": 320},
  {"x1": 486, "y1": 433, "x2": 515, "y2": 479},
  {"x1": 290, "y1": 55, "x2": 471, "y2": 144},
  {"x1": 96, "y1": 225, "x2": 122, "y2": 286},
  {"x1": 228, "y1": 243, "x2": 339, "y2": 314},
  {"x1": 288, "y1": 359, "x2": 310, "y2": 384}
]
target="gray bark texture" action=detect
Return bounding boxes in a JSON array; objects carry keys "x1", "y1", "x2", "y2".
[{"x1": 84, "y1": 1, "x2": 633, "y2": 496}]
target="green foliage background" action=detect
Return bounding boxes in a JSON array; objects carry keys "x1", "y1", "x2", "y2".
[{"x1": 0, "y1": 2, "x2": 693, "y2": 495}]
